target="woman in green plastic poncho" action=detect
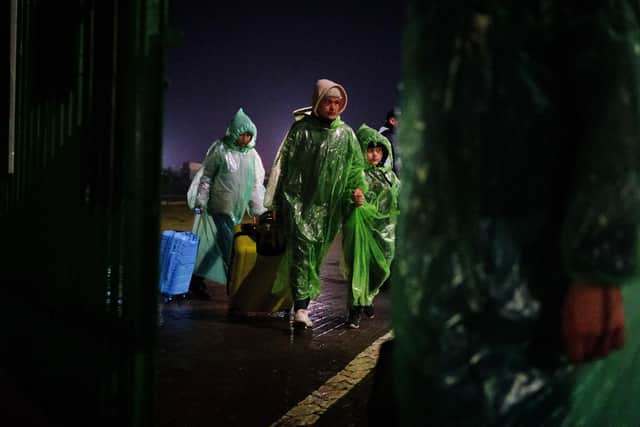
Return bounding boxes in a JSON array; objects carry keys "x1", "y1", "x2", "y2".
[
  {"x1": 342, "y1": 124, "x2": 400, "y2": 329},
  {"x1": 265, "y1": 79, "x2": 366, "y2": 328},
  {"x1": 189, "y1": 108, "x2": 267, "y2": 299}
]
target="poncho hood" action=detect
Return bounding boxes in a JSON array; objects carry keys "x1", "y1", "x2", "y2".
[
  {"x1": 311, "y1": 79, "x2": 348, "y2": 117},
  {"x1": 223, "y1": 108, "x2": 257, "y2": 152},
  {"x1": 356, "y1": 123, "x2": 393, "y2": 169}
]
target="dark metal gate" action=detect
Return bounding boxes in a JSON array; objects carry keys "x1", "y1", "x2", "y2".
[{"x1": 1, "y1": 1, "x2": 166, "y2": 425}]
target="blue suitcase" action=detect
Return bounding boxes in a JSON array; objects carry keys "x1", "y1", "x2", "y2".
[{"x1": 159, "y1": 231, "x2": 199, "y2": 299}]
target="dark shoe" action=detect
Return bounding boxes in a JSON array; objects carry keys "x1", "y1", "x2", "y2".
[
  {"x1": 363, "y1": 305, "x2": 375, "y2": 319},
  {"x1": 189, "y1": 276, "x2": 211, "y2": 300},
  {"x1": 227, "y1": 305, "x2": 246, "y2": 320},
  {"x1": 347, "y1": 307, "x2": 362, "y2": 329},
  {"x1": 191, "y1": 289, "x2": 211, "y2": 300}
]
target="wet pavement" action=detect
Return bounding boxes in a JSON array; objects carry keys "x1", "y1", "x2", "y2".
[{"x1": 154, "y1": 237, "x2": 392, "y2": 427}]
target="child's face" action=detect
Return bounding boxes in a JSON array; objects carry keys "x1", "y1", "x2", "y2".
[
  {"x1": 317, "y1": 96, "x2": 343, "y2": 121},
  {"x1": 235, "y1": 132, "x2": 253, "y2": 146},
  {"x1": 366, "y1": 146, "x2": 383, "y2": 165}
]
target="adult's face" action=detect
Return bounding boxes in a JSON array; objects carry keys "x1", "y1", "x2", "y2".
[{"x1": 317, "y1": 96, "x2": 343, "y2": 121}]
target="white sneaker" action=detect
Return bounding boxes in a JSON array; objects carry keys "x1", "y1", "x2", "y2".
[{"x1": 293, "y1": 309, "x2": 313, "y2": 328}]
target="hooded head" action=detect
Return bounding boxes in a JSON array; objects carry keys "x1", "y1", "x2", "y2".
[
  {"x1": 356, "y1": 123, "x2": 393, "y2": 168},
  {"x1": 385, "y1": 108, "x2": 399, "y2": 128},
  {"x1": 223, "y1": 108, "x2": 257, "y2": 151},
  {"x1": 312, "y1": 79, "x2": 348, "y2": 120}
]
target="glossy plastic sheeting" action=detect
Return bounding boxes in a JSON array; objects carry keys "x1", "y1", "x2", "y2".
[
  {"x1": 267, "y1": 114, "x2": 366, "y2": 301},
  {"x1": 393, "y1": 2, "x2": 640, "y2": 426},
  {"x1": 195, "y1": 108, "x2": 266, "y2": 223},
  {"x1": 342, "y1": 124, "x2": 400, "y2": 307},
  {"x1": 192, "y1": 108, "x2": 266, "y2": 284},
  {"x1": 192, "y1": 212, "x2": 230, "y2": 284}
]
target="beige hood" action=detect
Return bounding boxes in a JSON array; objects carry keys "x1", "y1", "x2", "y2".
[{"x1": 311, "y1": 79, "x2": 348, "y2": 117}]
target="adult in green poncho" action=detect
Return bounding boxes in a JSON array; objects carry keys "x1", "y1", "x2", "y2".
[
  {"x1": 342, "y1": 124, "x2": 400, "y2": 329},
  {"x1": 266, "y1": 79, "x2": 366, "y2": 328},
  {"x1": 387, "y1": 3, "x2": 640, "y2": 426},
  {"x1": 189, "y1": 108, "x2": 267, "y2": 299}
]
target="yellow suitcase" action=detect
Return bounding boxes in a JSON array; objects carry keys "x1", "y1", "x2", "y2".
[
  {"x1": 227, "y1": 224, "x2": 258, "y2": 297},
  {"x1": 228, "y1": 223, "x2": 291, "y2": 313}
]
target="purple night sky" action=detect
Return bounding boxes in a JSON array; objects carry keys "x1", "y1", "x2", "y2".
[{"x1": 162, "y1": 1, "x2": 405, "y2": 172}]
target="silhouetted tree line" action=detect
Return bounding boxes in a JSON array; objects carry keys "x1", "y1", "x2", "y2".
[{"x1": 160, "y1": 166, "x2": 191, "y2": 197}]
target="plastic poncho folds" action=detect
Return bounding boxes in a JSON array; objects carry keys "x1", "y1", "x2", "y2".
[
  {"x1": 393, "y1": 3, "x2": 640, "y2": 427},
  {"x1": 266, "y1": 114, "x2": 366, "y2": 302},
  {"x1": 342, "y1": 124, "x2": 400, "y2": 308},
  {"x1": 192, "y1": 108, "x2": 266, "y2": 284}
]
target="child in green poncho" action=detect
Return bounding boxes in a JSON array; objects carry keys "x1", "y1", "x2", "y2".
[{"x1": 342, "y1": 124, "x2": 400, "y2": 329}]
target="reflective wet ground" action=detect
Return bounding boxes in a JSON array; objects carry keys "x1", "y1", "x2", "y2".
[{"x1": 154, "y1": 237, "x2": 392, "y2": 427}]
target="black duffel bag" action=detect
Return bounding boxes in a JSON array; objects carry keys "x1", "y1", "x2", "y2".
[{"x1": 255, "y1": 211, "x2": 286, "y2": 256}]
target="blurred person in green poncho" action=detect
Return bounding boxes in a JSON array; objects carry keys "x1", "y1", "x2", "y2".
[
  {"x1": 188, "y1": 108, "x2": 267, "y2": 300},
  {"x1": 265, "y1": 79, "x2": 366, "y2": 328},
  {"x1": 342, "y1": 124, "x2": 400, "y2": 329},
  {"x1": 383, "y1": 3, "x2": 640, "y2": 427}
]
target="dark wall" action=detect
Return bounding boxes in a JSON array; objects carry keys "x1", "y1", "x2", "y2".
[{"x1": 0, "y1": 1, "x2": 167, "y2": 426}]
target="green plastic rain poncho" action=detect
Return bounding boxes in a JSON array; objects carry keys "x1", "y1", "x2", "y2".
[
  {"x1": 342, "y1": 124, "x2": 400, "y2": 307},
  {"x1": 392, "y1": 2, "x2": 640, "y2": 426},
  {"x1": 191, "y1": 108, "x2": 266, "y2": 284},
  {"x1": 266, "y1": 80, "x2": 366, "y2": 302}
]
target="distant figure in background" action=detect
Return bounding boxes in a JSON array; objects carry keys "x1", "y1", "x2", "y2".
[
  {"x1": 266, "y1": 79, "x2": 366, "y2": 328},
  {"x1": 188, "y1": 108, "x2": 267, "y2": 300},
  {"x1": 378, "y1": 108, "x2": 400, "y2": 176},
  {"x1": 378, "y1": 108, "x2": 401, "y2": 291}
]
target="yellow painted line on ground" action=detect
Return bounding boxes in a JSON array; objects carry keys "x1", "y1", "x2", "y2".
[{"x1": 270, "y1": 330, "x2": 394, "y2": 427}]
